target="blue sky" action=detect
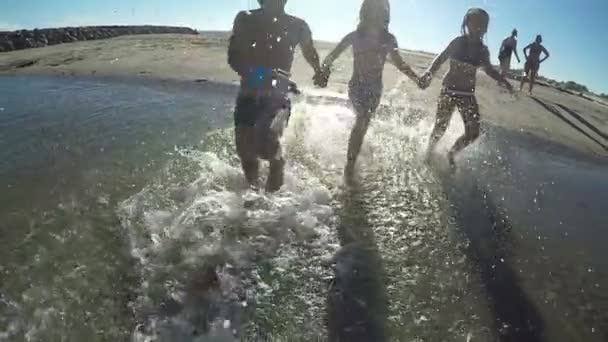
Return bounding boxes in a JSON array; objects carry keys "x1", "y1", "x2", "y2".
[{"x1": 2, "y1": 0, "x2": 607, "y2": 93}]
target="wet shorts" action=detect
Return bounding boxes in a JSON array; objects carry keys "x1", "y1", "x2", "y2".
[
  {"x1": 348, "y1": 80, "x2": 382, "y2": 116},
  {"x1": 234, "y1": 93, "x2": 291, "y2": 161},
  {"x1": 233, "y1": 94, "x2": 291, "y2": 127}
]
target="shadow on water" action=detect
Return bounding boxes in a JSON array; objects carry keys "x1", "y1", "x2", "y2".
[
  {"x1": 326, "y1": 184, "x2": 389, "y2": 342},
  {"x1": 435, "y1": 167, "x2": 546, "y2": 342}
]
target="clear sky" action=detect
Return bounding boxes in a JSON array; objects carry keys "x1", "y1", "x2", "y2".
[{"x1": 2, "y1": 0, "x2": 607, "y2": 93}]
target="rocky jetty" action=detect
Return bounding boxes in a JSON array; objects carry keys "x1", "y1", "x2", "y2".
[{"x1": 0, "y1": 26, "x2": 198, "y2": 53}]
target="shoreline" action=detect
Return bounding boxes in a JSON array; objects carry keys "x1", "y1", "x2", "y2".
[
  {"x1": 1, "y1": 33, "x2": 606, "y2": 158},
  {"x1": 3, "y1": 72, "x2": 606, "y2": 164}
]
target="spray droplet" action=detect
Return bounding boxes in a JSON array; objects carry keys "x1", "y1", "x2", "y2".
[
  {"x1": 276, "y1": 36, "x2": 282, "y2": 42},
  {"x1": 273, "y1": 17, "x2": 278, "y2": 22},
  {"x1": 223, "y1": 320, "x2": 231, "y2": 329},
  {"x1": 252, "y1": 42, "x2": 257, "y2": 48}
]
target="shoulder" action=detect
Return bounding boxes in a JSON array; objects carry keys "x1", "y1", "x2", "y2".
[
  {"x1": 450, "y1": 35, "x2": 467, "y2": 47},
  {"x1": 233, "y1": 9, "x2": 260, "y2": 26},
  {"x1": 284, "y1": 14, "x2": 309, "y2": 29},
  {"x1": 342, "y1": 31, "x2": 357, "y2": 43},
  {"x1": 446, "y1": 36, "x2": 466, "y2": 52}
]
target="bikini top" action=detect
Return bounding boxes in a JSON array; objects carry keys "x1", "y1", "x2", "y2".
[{"x1": 451, "y1": 36, "x2": 488, "y2": 67}]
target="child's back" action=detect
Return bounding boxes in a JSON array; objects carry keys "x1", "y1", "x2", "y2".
[{"x1": 350, "y1": 29, "x2": 394, "y2": 87}]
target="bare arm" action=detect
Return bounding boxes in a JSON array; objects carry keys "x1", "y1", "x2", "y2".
[
  {"x1": 388, "y1": 35, "x2": 420, "y2": 83},
  {"x1": 482, "y1": 47, "x2": 513, "y2": 92},
  {"x1": 513, "y1": 41, "x2": 521, "y2": 63},
  {"x1": 540, "y1": 46, "x2": 550, "y2": 63},
  {"x1": 523, "y1": 43, "x2": 531, "y2": 60},
  {"x1": 322, "y1": 32, "x2": 354, "y2": 69},
  {"x1": 227, "y1": 11, "x2": 248, "y2": 77},
  {"x1": 425, "y1": 38, "x2": 457, "y2": 77},
  {"x1": 299, "y1": 22, "x2": 322, "y2": 74}
]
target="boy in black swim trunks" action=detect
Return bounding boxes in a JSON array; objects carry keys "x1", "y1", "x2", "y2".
[
  {"x1": 498, "y1": 29, "x2": 521, "y2": 77},
  {"x1": 228, "y1": 0, "x2": 323, "y2": 192}
]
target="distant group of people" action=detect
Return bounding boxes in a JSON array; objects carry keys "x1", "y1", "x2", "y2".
[
  {"x1": 498, "y1": 29, "x2": 550, "y2": 93},
  {"x1": 227, "y1": 0, "x2": 550, "y2": 192}
]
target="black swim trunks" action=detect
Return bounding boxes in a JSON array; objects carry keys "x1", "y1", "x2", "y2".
[{"x1": 233, "y1": 94, "x2": 291, "y2": 127}]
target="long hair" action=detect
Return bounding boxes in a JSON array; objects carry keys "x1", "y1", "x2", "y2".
[
  {"x1": 357, "y1": 0, "x2": 391, "y2": 34},
  {"x1": 460, "y1": 8, "x2": 489, "y2": 39}
]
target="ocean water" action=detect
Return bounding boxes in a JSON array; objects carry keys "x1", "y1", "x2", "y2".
[{"x1": 0, "y1": 75, "x2": 606, "y2": 341}]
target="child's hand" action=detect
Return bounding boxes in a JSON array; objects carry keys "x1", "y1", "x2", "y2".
[
  {"x1": 313, "y1": 67, "x2": 330, "y2": 88},
  {"x1": 418, "y1": 72, "x2": 432, "y2": 89}
]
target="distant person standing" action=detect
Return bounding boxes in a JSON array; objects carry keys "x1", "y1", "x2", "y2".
[
  {"x1": 498, "y1": 29, "x2": 520, "y2": 76},
  {"x1": 520, "y1": 35, "x2": 550, "y2": 94},
  {"x1": 227, "y1": 0, "x2": 323, "y2": 192}
]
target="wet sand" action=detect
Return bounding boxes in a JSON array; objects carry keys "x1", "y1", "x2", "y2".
[{"x1": 0, "y1": 32, "x2": 606, "y2": 158}]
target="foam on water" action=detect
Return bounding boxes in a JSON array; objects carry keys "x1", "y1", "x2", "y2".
[
  {"x1": 117, "y1": 92, "x2": 495, "y2": 341},
  {"x1": 119, "y1": 100, "x2": 361, "y2": 341}
]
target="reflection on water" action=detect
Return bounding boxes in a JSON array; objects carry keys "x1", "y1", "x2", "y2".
[{"x1": 1, "y1": 76, "x2": 607, "y2": 341}]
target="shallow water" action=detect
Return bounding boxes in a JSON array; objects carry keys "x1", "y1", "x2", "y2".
[{"x1": 0, "y1": 76, "x2": 606, "y2": 341}]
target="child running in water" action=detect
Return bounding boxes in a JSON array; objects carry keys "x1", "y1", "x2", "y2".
[
  {"x1": 420, "y1": 8, "x2": 513, "y2": 171},
  {"x1": 318, "y1": 0, "x2": 421, "y2": 183}
]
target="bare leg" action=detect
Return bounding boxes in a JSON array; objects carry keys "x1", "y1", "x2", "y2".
[
  {"x1": 529, "y1": 70, "x2": 537, "y2": 94},
  {"x1": 235, "y1": 126, "x2": 260, "y2": 187},
  {"x1": 266, "y1": 157, "x2": 285, "y2": 192},
  {"x1": 448, "y1": 96, "x2": 481, "y2": 171},
  {"x1": 425, "y1": 94, "x2": 456, "y2": 160},
  {"x1": 345, "y1": 113, "x2": 371, "y2": 183}
]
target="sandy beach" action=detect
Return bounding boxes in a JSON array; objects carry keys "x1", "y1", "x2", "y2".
[{"x1": 0, "y1": 32, "x2": 606, "y2": 158}]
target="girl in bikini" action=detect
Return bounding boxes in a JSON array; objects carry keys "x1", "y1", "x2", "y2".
[
  {"x1": 317, "y1": 0, "x2": 421, "y2": 183},
  {"x1": 420, "y1": 8, "x2": 513, "y2": 171}
]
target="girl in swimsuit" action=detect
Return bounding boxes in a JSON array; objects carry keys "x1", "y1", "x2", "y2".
[
  {"x1": 420, "y1": 8, "x2": 513, "y2": 171},
  {"x1": 520, "y1": 35, "x2": 550, "y2": 94},
  {"x1": 318, "y1": 0, "x2": 421, "y2": 183}
]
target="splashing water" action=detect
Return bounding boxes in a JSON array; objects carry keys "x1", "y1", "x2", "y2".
[{"x1": 117, "y1": 92, "x2": 493, "y2": 341}]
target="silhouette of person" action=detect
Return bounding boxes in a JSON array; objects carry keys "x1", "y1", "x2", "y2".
[
  {"x1": 520, "y1": 35, "x2": 550, "y2": 94},
  {"x1": 419, "y1": 8, "x2": 513, "y2": 171},
  {"x1": 498, "y1": 29, "x2": 521, "y2": 77},
  {"x1": 317, "y1": 0, "x2": 421, "y2": 184},
  {"x1": 228, "y1": 0, "x2": 323, "y2": 192}
]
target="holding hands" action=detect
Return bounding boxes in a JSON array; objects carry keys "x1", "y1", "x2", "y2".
[
  {"x1": 418, "y1": 71, "x2": 432, "y2": 90},
  {"x1": 314, "y1": 64, "x2": 330, "y2": 88}
]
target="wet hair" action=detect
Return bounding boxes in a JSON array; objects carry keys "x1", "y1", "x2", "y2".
[
  {"x1": 460, "y1": 8, "x2": 489, "y2": 38},
  {"x1": 512, "y1": 29, "x2": 518, "y2": 37},
  {"x1": 357, "y1": 0, "x2": 391, "y2": 34},
  {"x1": 536, "y1": 34, "x2": 543, "y2": 43}
]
